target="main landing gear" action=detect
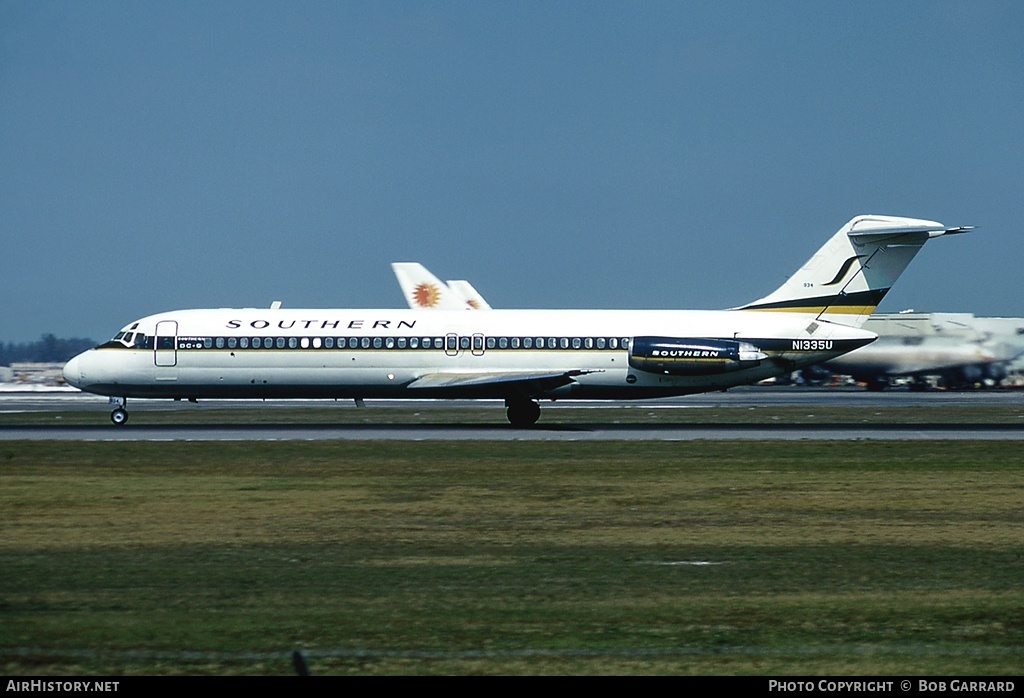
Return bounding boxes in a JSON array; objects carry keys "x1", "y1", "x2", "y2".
[
  {"x1": 110, "y1": 397, "x2": 128, "y2": 426},
  {"x1": 505, "y1": 398, "x2": 541, "y2": 427}
]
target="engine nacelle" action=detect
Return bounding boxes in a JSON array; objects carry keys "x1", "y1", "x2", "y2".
[{"x1": 629, "y1": 336, "x2": 767, "y2": 376}]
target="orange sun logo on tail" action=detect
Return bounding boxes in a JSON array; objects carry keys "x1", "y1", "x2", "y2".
[{"x1": 412, "y1": 282, "x2": 442, "y2": 308}]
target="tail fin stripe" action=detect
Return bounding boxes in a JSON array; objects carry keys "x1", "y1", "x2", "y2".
[
  {"x1": 743, "y1": 289, "x2": 887, "y2": 313},
  {"x1": 823, "y1": 255, "x2": 866, "y2": 286}
]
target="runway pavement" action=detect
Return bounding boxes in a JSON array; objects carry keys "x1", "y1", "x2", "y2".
[
  {"x1": 4, "y1": 385, "x2": 1024, "y2": 411},
  {"x1": 4, "y1": 422, "x2": 1024, "y2": 441},
  {"x1": 2, "y1": 386, "x2": 1024, "y2": 441}
]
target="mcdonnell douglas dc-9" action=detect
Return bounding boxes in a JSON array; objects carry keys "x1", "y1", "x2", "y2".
[{"x1": 63, "y1": 215, "x2": 969, "y2": 426}]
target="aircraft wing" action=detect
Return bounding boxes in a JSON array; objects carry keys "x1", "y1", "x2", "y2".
[{"x1": 407, "y1": 368, "x2": 601, "y2": 392}]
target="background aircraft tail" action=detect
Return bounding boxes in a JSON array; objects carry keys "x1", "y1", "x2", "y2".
[
  {"x1": 392, "y1": 262, "x2": 471, "y2": 310},
  {"x1": 446, "y1": 280, "x2": 492, "y2": 310},
  {"x1": 737, "y1": 215, "x2": 971, "y2": 328},
  {"x1": 392, "y1": 263, "x2": 492, "y2": 310}
]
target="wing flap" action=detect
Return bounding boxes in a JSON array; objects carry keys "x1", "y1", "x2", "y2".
[{"x1": 407, "y1": 368, "x2": 599, "y2": 391}]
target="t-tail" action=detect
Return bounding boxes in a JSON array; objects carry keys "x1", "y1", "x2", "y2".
[{"x1": 737, "y1": 215, "x2": 971, "y2": 328}]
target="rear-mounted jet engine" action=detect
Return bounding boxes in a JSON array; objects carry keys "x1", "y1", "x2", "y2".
[{"x1": 629, "y1": 336, "x2": 768, "y2": 376}]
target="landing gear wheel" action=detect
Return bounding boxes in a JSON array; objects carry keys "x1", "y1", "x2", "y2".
[
  {"x1": 111, "y1": 408, "x2": 128, "y2": 426},
  {"x1": 505, "y1": 399, "x2": 541, "y2": 427}
]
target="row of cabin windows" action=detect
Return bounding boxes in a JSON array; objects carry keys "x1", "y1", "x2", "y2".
[{"x1": 172, "y1": 336, "x2": 632, "y2": 351}]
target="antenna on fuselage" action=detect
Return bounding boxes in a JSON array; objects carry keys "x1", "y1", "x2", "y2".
[{"x1": 270, "y1": 301, "x2": 282, "y2": 310}]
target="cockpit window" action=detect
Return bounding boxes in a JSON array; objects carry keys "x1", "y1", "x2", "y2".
[{"x1": 103, "y1": 329, "x2": 148, "y2": 350}]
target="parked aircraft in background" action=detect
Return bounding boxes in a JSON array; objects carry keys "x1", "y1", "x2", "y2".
[
  {"x1": 805, "y1": 312, "x2": 1024, "y2": 390},
  {"x1": 63, "y1": 215, "x2": 967, "y2": 426}
]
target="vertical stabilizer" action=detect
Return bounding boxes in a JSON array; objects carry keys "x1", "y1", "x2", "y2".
[
  {"x1": 738, "y1": 215, "x2": 970, "y2": 327},
  {"x1": 391, "y1": 263, "x2": 469, "y2": 310},
  {"x1": 446, "y1": 280, "x2": 492, "y2": 310}
]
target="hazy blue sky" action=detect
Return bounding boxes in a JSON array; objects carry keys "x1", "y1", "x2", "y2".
[{"x1": 2, "y1": 1, "x2": 1022, "y2": 342}]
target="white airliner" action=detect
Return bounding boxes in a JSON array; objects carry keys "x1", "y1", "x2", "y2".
[{"x1": 63, "y1": 215, "x2": 969, "y2": 426}]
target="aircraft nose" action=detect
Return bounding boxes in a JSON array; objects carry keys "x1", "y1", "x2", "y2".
[{"x1": 62, "y1": 354, "x2": 83, "y2": 389}]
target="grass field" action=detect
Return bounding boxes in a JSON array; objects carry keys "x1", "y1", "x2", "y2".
[{"x1": 2, "y1": 435, "x2": 1023, "y2": 675}]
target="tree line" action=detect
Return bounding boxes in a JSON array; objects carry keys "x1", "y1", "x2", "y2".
[{"x1": 0, "y1": 334, "x2": 96, "y2": 365}]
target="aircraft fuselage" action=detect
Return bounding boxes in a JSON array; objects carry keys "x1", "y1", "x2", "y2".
[{"x1": 63, "y1": 307, "x2": 875, "y2": 402}]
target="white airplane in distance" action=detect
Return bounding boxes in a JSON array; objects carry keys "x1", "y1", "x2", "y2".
[
  {"x1": 811, "y1": 312, "x2": 1023, "y2": 390},
  {"x1": 391, "y1": 262, "x2": 491, "y2": 310},
  {"x1": 63, "y1": 215, "x2": 969, "y2": 426}
]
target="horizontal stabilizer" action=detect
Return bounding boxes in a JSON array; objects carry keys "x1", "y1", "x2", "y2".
[{"x1": 847, "y1": 222, "x2": 974, "y2": 239}]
